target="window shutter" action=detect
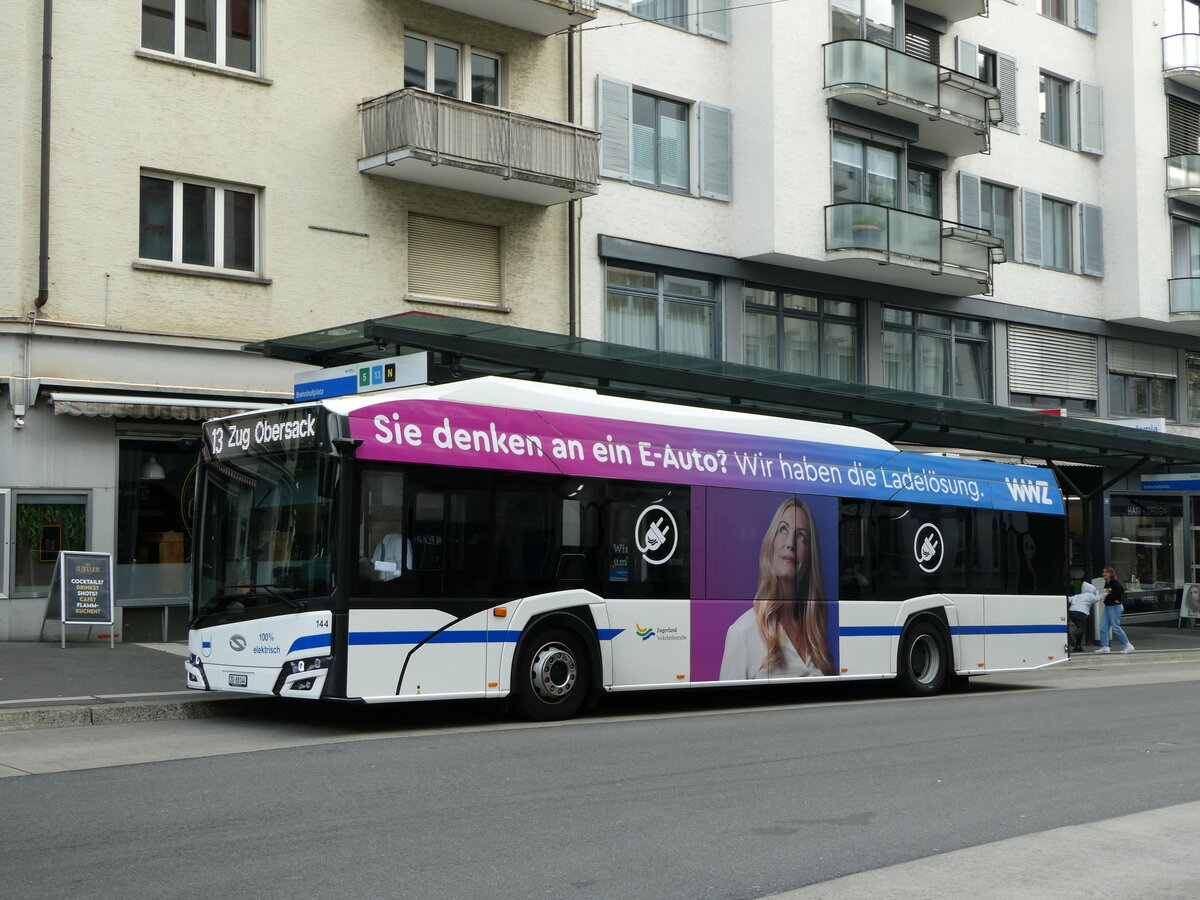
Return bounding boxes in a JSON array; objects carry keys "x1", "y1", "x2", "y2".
[
  {"x1": 1075, "y1": 0, "x2": 1098, "y2": 34},
  {"x1": 1008, "y1": 326, "x2": 1099, "y2": 400},
  {"x1": 407, "y1": 214, "x2": 501, "y2": 306},
  {"x1": 1108, "y1": 340, "x2": 1178, "y2": 378},
  {"x1": 1168, "y1": 96, "x2": 1200, "y2": 156},
  {"x1": 699, "y1": 103, "x2": 732, "y2": 201},
  {"x1": 1077, "y1": 81, "x2": 1104, "y2": 155},
  {"x1": 1021, "y1": 189, "x2": 1043, "y2": 266},
  {"x1": 1080, "y1": 203, "x2": 1104, "y2": 277},
  {"x1": 904, "y1": 22, "x2": 940, "y2": 65},
  {"x1": 698, "y1": 0, "x2": 730, "y2": 41},
  {"x1": 958, "y1": 171, "x2": 981, "y2": 228},
  {"x1": 597, "y1": 76, "x2": 632, "y2": 180},
  {"x1": 996, "y1": 54, "x2": 1018, "y2": 134},
  {"x1": 956, "y1": 38, "x2": 978, "y2": 77}
]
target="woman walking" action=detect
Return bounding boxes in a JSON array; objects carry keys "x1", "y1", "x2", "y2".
[{"x1": 1095, "y1": 566, "x2": 1135, "y2": 654}]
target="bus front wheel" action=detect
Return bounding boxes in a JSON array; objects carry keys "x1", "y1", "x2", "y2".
[
  {"x1": 513, "y1": 627, "x2": 590, "y2": 721},
  {"x1": 896, "y1": 620, "x2": 949, "y2": 697}
]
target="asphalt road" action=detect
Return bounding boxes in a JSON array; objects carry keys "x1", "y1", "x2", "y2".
[{"x1": 2, "y1": 663, "x2": 1199, "y2": 900}]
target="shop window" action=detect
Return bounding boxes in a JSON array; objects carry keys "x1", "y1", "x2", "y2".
[
  {"x1": 13, "y1": 494, "x2": 88, "y2": 597},
  {"x1": 1109, "y1": 495, "x2": 1183, "y2": 615},
  {"x1": 117, "y1": 440, "x2": 196, "y2": 600}
]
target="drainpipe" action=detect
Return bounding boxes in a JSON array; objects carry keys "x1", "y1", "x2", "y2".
[
  {"x1": 567, "y1": 23, "x2": 578, "y2": 337},
  {"x1": 34, "y1": 0, "x2": 52, "y2": 310}
]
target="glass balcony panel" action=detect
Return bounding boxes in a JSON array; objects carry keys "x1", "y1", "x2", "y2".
[
  {"x1": 1164, "y1": 33, "x2": 1200, "y2": 71},
  {"x1": 825, "y1": 40, "x2": 887, "y2": 91},
  {"x1": 887, "y1": 51, "x2": 937, "y2": 106},
  {"x1": 827, "y1": 203, "x2": 888, "y2": 251},
  {"x1": 1171, "y1": 277, "x2": 1200, "y2": 313},
  {"x1": 942, "y1": 236, "x2": 989, "y2": 272},
  {"x1": 1168, "y1": 155, "x2": 1200, "y2": 191},
  {"x1": 889, "y1": 210, "x2": 939, "y2": 260},
  {"x1": 939, "y1": 85, "x2": 987, "y2": 122}
]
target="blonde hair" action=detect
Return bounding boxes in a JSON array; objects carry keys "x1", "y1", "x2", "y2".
[{"x1": 753, "y1": 498, "x2": 834, "y2": 675}]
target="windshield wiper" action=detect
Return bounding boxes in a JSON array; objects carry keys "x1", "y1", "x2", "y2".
[{"x1": 213, "y1": 583, "x2": 307, "y2": 610}]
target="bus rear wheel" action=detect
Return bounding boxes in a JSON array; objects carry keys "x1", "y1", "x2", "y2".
[
  {"x1": 897, "y1": 620, "x2": 949, "y2": 697},
  {"x1": 514, "y1": 627, "x2": 590, "y2": 721}
]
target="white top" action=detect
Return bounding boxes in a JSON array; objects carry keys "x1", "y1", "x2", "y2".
[
  {"x1": 371, "y1": 532, "x2": 413, "y2": 580},
  {"x1": 1068, "y1": 581, "x2": 1101, "y2": 614},
  {"x1": 719, "y1": 609, "x2": 823, "y2": 680}
]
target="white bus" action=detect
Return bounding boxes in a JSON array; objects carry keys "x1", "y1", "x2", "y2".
[{"x1": 186, "y1": 376, "x2": 1068, "y2": 720}]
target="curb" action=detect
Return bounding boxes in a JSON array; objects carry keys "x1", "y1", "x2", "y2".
[
  {"x1": 0, "y1": 696, "x2": 275, "y2": 733},
  {"x1": 1065, "y1": 649, "x2": 1200, "y2": 666}
]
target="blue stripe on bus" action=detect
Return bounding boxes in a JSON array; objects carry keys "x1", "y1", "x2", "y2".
[
  {"x1": 841, "y1": 625, "x2": 1065, "y2": 638},
  {"x1": 346, "y1": 628, "x2": 626, "y2": 647},
  {"x1": 287, "y1": 634, "x2": 333, "y2": 654},
  {"x1": 951, "y1": 624, "x2": 1066, "y2": 635}
]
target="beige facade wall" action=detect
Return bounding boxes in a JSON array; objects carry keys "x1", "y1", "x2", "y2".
[{"x1": 1, "y1": 1, "x2": 574, "y2": 343}]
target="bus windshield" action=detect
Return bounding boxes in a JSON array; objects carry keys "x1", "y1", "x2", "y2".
[{"x1": 193, "y1": 449, "x2": 337, "y2": 628}]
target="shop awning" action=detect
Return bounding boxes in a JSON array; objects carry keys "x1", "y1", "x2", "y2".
[{"x1": 49, "y1": 392, "x2": 276, "y2": 422}]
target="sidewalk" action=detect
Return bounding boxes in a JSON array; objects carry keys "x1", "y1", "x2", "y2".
[
  {"x1": 0, "y1": 640, "x2": 272, "y2": 731},
  {"x1": 2, "y1": 623, "x2": 1199, "y2": 732}
]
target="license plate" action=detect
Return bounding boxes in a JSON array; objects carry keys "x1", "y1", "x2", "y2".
[{"x1": 228, "y1": 673, "x2": 249, "y2": 687}]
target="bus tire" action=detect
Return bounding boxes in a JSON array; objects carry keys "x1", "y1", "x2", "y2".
[
  {"x1": 896, "y1": 619, "x2": 949, "y2": 697},
  {"x1": 513, "y1": 627, "x2": 591, "y2": 721}
]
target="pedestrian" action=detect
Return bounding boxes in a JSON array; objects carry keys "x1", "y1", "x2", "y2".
[
  {"x1": 1067, "y1": 581, "x2": 1101, "y2": 652},
  {"x1": 1095, "y1": 566, "x2": 1135, "y2": 654}
]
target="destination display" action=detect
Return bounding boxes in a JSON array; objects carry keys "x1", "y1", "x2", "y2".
[{"x1": 204, "y1": 408, "x2": 329, "y2": 459}]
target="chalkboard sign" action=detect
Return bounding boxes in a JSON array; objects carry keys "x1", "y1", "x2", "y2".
[{"x1": 46, "y1": 551, "x2": 114, "y2": 626}]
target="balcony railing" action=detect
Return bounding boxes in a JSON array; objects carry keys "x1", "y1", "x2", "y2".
[
  {"x1": 359, "y1": 88, "x2": 600, "y2": 206},
  {"x1": 824, "y1": 40, "x2": 1000, "y2": 156},
  {"x1": 1167, "y1": 155, "x2": 1200, "y2": 209},
  {"x1": 825, "y1": 202, "x2": 1002, "y2": 284},
  {"x1": 415, "y1": 0, "x2": 598, "y2": 35},
  {"x1": 1170, "y1": 277, "x2": 1200, "y2": 314},
  {"x1": 1164, "y1": 33, "x2": 1200, "y2": 88}
]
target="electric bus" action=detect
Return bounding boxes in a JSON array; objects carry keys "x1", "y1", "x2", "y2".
[{"x1": 185, "y1": 376, "x2": 1067, "y2": 720}]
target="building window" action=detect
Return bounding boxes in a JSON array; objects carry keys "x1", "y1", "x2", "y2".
[
  {"x1": 13, "y1": 493, "x2": 87, "y2": 597},
  {"x1": 1165, "y1": 0, "x2": 1200, "y2": 35},
  {"x1": 980, "y1": 182, "x2": 1014, "y2": 261},
  {"x1": 743, "y1": 288, "x2": 860, "y2": 381},
  {"x1": 117, "y1": 440, "x2": 194, "y2": 604},
  {"x1": 882, "y1": 309, "x2": 990, "y2": 400},
  {"x1": 628, "y1": 1, "x2": 730, "y2": 39},
  {"x1": 1040, "y1": 73, "x2": 1071, "y2": 147},
  {"x1": 906, "y1": 165, "x2": 940, "y2": 218},
  {"x1": 606, "y1": 264, "x2": 718, "y2": 358},
  {"x1": 1041, "y1": 197, "x2": 1073, "y2": 272},
  {"x1": 139, "y1": 173, "x2": 258, "y2": 274},
  {"x1": 1038, "y1": 0, "x2": 1068, "y2": 23},
  {"x1": 832, "y1": 134, "x2": 901, "y2": 208},
  {"x1": 831, "y1": 0, "x2": 900, "y2": 47},
  {"x1": 408, "y1": 214, "x2": 502, "y2": 307},
  {"x1": 141, "y1": 0, "x2": 258, "y2": 72},
  {"x1": 1188, "y1": 353, "x2": 1200, "y2": 423},
  {"x1": 632, "y1": 92, "x2": 690, "y2": 192},
  {"x1": 404, "y1": 33, "x2": 500, "y2": 105},
  {"x1": 1108, "y1": 340, "x2": 1178, "y2": 420}
]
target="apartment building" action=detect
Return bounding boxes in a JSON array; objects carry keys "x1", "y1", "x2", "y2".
[
  {"x1": 577, "y1": 0, "x2": 1200, "y2": 612},
  {"x1": 0, "y1": 0, "x2": 597, "y2": 639}
]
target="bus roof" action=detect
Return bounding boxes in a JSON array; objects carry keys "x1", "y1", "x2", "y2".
[{"x1": 325, "y1": 376, "x2": 896, "y2": 452}]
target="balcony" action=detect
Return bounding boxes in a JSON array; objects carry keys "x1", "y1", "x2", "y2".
[
  {"x1": 359, "y1": 89, "x2": 600, "y2": 206},
  {"x1": 1167, "y1": 155, "x2": 1200, "y2": 208},
  {"x1": 913, "y1": 0, "x2": 988, "y2": 22},
  {"x1": 824, "y1": 40, "x2": 1000, "y2": 156},
  {"x1": 825, "y1": 203, "x2": 1003, "y2": 295},
  {"x1": 1164, "y1": 33, "x2": 1200, "y2": 90},
  {"x1": 416, "y1": 0, "x2": 597, "y2": 35},
  {"x1": 1170, "y1": 278, "x2": 1200, "y2": 315}
]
